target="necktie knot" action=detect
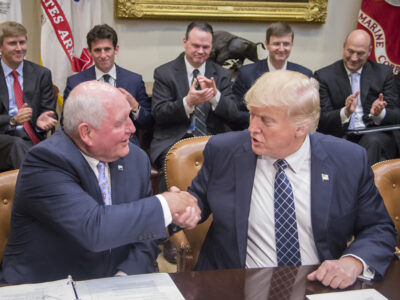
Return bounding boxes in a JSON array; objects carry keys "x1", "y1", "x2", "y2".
[
  {"x1": 11, "y1": 70, "x2": 19, "y2": 80},
  {"x1": 192, "y1": 69, "x2": 200, "y2": 78},
  {"x1": 102, "y1": 74, "x2": 111, "y2": 83},
  {"x1": 274, "y1": 159, "x2": 289, "y2": 171},
  {"x1": 97, "y1": 161, "x2": 106, "y2": 173}
]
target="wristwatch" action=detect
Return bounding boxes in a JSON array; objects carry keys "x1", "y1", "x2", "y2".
[{"x1": 9, "y1": 116, "x2": 17, "y2": 127}]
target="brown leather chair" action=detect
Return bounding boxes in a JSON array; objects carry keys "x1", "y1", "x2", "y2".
[
  {"x1": 165, "y1": 136, "x2": 212, "y2": 271},
  {"x1": 0, "y1": 169, "x2": 18, "y2": 262},
  {"x1": 372, "y1": 159, "x2": 400, "y2": 248}
]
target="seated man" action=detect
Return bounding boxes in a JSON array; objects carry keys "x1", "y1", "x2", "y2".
[
  {"x1": 232, "y1": 22, "x2": 312, "y2": 129},
  {"x1": 150, "y1": 21, "x2": 240, "y2": 172},
  {"x1": 0, "y1": 21, "x2": 57, "y2": 171},
  {"x1": 2, "y1": 81, "x2": 200, "y2": 284},
  {"x1": 314, "y1": 29, "x2": 400, "y2": 166},
  {"x1": 62, "y1": 24, "x2": 152, "y2": 144},
  {"x1": 188, "y1": 70, "x2": 396, "y2": 289}
]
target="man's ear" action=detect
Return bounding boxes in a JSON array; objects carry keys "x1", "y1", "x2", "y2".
[
  {"x1": 77, "y1": 123, "x2": 93, "y2": 147},
  {"x1": 295, "y1": 123, "x2": 309, "y2": 138}
]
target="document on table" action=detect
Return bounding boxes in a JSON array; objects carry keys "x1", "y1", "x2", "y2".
[
  {"x1": 307, "y1": 288, "x2": 387, "y2": 300},
  {"x1": 0, "y1": 273, "x2": 184, "y2": 300}
]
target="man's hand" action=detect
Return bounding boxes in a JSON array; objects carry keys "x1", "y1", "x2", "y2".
[
  {"x1": 370, "y1": 93, "x2": 387, "y2": 116},
  {"x1": 162, "y1": 186, "x2": 201, "y2": 229},
  {"x1": 307, "y1": 256, "x2": 363, "y2": 289},
  {"x1": 344, "y1": 91, "x2": 359, "y2": 118},
  {"x1": 36, "y1": 111, "x2": 57, "y2": 131},
  {"x1": 186, "y1": 76, "x2": 217, "y2": 107},
  {"x1": 197, "y1": 76, "x2": 217, "y2": 96},
  {"x1": 14, "y1": 103, "x2": 32, "y2": 125},
  {"x1": 118, "y1": 87, "x2": 139, "y2": 111}
]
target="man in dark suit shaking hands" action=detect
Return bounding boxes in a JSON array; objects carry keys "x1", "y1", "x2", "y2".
[
  {"x1": 189, "y1": 70, "x2": 396, "y2": 289},
  {"x1": 2, "y1": 81, "x2": 200, "y2": 284}
]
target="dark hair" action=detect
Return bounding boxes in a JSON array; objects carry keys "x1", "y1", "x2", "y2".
[
  {"x1": 0, "y1": 21, "x2": 27, "y2": 45},
  {"x1": 86, "y1": 24, "x2": 118, "y2": 50},
  {"x1": 266, "y1": 22, "x2": 294, "y2": 44},
  {"x1": 185, "y1": 21, "x2": 213, "y2": 40}
]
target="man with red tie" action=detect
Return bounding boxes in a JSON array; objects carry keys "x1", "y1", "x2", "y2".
[{"x1": 0, "y1": 21, "x2": 57, "y2": 171}]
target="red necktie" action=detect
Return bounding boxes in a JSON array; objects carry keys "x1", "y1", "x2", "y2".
[{"x1": 11, "y1": 70, "x2": 40, "y2": 145}]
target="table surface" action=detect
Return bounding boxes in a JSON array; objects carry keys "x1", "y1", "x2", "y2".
[{"x1": 170, "y1": 259, "x2": 400, "y2": 300}]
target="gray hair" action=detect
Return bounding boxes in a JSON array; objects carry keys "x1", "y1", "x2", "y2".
[
  {"x1": 63, "y1": 83, "x2": 108, "y2": 136},
  {"x1": 245, "y1": 70, "x2": 320, "y2": 133}
]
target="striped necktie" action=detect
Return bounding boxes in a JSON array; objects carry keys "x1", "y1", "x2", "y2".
[{"x1": 192, "y1": 69, "x2": 208, "y2": 136}]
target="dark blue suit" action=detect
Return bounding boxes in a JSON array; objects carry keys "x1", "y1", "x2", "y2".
[
  {"x1": 62, "y1": 65, "x2": 153, "y2": 132},
  {"x1": 232, "y1": 59, "x2": 312, "y2": 128},
  {"x1": 188, "y1": 130, "x2": 396, "y2": 278},
  {"x1": 2, "y1": 130, "x2": 166, "y2": 284}
]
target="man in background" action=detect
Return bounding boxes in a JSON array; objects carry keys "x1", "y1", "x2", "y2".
[
  {"x1": 63, "y1": 24, "x2": 152, "y2": 145},
  {"x1": 314, "y1": 29, "x2": 400, "y2": 166},
  {"x1": 189, "y1": 70, "x2": 396, "y2": 289},
  {"x1": 232, "y1": 22, "x2": 312, "y2": 129},
  {"x1": 0, "y1": 21, "x2": 57, "y2": 171},
  {"x1": 2, "y1": 81, "x2": 200, "y2": 284}
]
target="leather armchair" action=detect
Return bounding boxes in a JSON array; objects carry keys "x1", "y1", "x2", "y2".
[
  {"x1": 0, "y1": 169, "x2": 18, "y2": 262},
  {"x1": 372, "y1": 159, "x2": 400, "y2": 248},
  {"x1": 165, "y1": 136, "x2": 212, "y2": 271}
]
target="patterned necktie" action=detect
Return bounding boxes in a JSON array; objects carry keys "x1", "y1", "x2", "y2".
[
  {"x1": 11, "y1": 70, "x2": 40, "y2": 145},
  {"x1": 273, "y1": 159, "x2": 301, "y2": 266},
  {"x1": 192, "y1": 69, "x2": 208, "y2": 136},
  {"x1": 97, "y1": 161, "x2": 112, "y2": 205},
  {"x1": 349, "y1": 72, "x2": 360, "y2": 130},
  {"x1": 102, "y1": 74, "x2": 111, "y2": 84}
]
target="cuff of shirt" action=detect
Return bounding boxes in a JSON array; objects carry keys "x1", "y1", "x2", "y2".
[
  {"x1": 371, "y1": 108, "x2": 386, "y2": 125},
  {"x1": 183, "y1": 96, "x2": 195, "y2": 118},
  {"x1": 342, "y1": 254, "x2": 375, "y2": 280},
  {"x1": 209, "y1": 90, "x2": 221, "y2": 110},
  {"x1": 156, "y1": 194, "x2": 172, "y2": 226},
  {"x1": 130, "y1": 107, "x2": 140, "y2": 120},
  {"x1": 340, "y1": 107, "x2": 350, "y2": 124},
  {"x1": 114, "y1": 270, "x2": 128, "y2": 277}
]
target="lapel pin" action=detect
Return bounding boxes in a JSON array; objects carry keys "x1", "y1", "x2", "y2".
[
  {"x1": 118, "y1": 165, "x2": 123, "y2": 171},
  {"x1": 321, "y1": 173, "x2": 329, "y2": 181}
]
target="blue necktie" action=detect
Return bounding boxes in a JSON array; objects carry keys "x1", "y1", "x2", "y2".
[
  {"x1": 349, "y1": 72, "x2": 360, "y2": 130},
  {"x1": 97, "y1": 161, "x2": 112, "y2": 205},
  {"x1": 274, "y1": 159, "x2": 301, "y2": 266},
  {"x1": 192, "y1": 69, "x2": 208, "y2": 136}
]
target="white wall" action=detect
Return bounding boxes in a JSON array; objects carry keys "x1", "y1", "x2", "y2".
[{"x1": 23, "y1": 0, "x2": 362, "y2": 82}]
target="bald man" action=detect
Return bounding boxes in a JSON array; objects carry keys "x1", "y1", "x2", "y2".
[{"x1": 314, "y1": 29, "x2": 400, "y2": 166}]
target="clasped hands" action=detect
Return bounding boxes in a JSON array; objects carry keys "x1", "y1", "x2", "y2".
[
  {"x1": 163, "y1": 186, "x2": 201, "y2": 229},
  {"x1": 345, "y1": 91, "x2": 387, "y2": 118},
  {"x1": 186, "y1": 75, "x2": 217, "y2": 107},
  {"x1": 15, "y1": 103, "x2": 56, "y2": 131}
]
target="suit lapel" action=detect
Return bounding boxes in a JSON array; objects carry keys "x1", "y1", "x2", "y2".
[
  {"x1": 256, "y1": 59, "x2": 268, "y2": 79},
  {"x1": 173, "y1": 54, "x2": 191, "y2": 100},
  {"x1": 335, "y1": 62, "x2": 352, "y2": 103},
  {"x1": 309, "y1": 133, "x2": 335, "y2": 260},
  {"x1": 234, "y1": 136, "x2": 257, "y2": 266},
  {"x1": 115, "y1": 64, "x2": 123, "y2": 88},
  {"x1": 360, "y1": 62, "x2": 371, "y2": 106},
  {"x1": 109, "y1": 158, "x2": 125, "y2": 204},
  {"x1": 0, "y1": 63, "x2": 9, "y2": 111},
  {"x1": 22, "y1": 61, "x2": 36, "y2": 106}
]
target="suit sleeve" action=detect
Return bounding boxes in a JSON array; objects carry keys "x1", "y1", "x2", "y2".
[
  {"x1": 341, "y1": 150, "x2": 396, "y2": 278},
  {"x1": 117, "y1": 158, "x2": 161, "y2": 274},
  {"x1": 151, "y1": 67, "x2": 191, "y2": 126},
  {"x1": 17, "y1": 146, "x2": 167, "y2": 254},
  {"x1": 132, "y1": 76, "x2": 154, "y2": 129},
  {"x1": 313, "y1": 71, "x2": 345, "y2": 136}
]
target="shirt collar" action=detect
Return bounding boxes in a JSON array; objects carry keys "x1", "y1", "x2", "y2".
[
  {"x1": 184, "y1": 55, "x2": 206, "y2": 77},
  {"x1": 262, "y1": 135, "x2": 310, "y2": 174},
  {"x1": 267, "y1": 57, "x2": 287, "y2": 72},
  {"x1": 343, "y1": 62, "x2": 363, "y2": 77},
  {"x1": 1, "y1": 59, "x2": 23, "y2": 77},
  {"x1": 80, "y1": 151, "x2": 101, "y2": 171},
  {"x1": 95, "y1": 64, "x2": 117, "y2": 81}
]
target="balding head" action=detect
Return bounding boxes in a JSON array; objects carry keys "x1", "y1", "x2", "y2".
[
  {"x1": 63, "y1": 81, "x2": 135, "y2": 161},
  {"x1": 343, "y1": 29, "x2": 372, "y2": 72}
]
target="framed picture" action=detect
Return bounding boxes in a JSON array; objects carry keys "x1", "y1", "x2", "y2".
[{"x1": 115, "y1": 0, "x2": 328, "y2": 23}]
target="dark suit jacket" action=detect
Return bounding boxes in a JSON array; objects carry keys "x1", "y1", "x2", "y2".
[
  {"x1": 150, "y1": 53, "x2": 240, "y2": 164},
  {"x1": 232, "y1": 59, "x2": 312, "y2": 128},
  {"x1": 2, "y1": 130, "x2": 166, "y2": 284},
  {"x1": 0, "y1": 60, "x2": 56, "y2": 137},
  {"x1": 188, "y1": 130, "x2": 396, "y2": 278},
  {"x1": 62, "y1": 65, "x2": 153, "y2": 130},
  {"x1": 313, "y1": 59, "x2": 399, "y2": 137}
]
